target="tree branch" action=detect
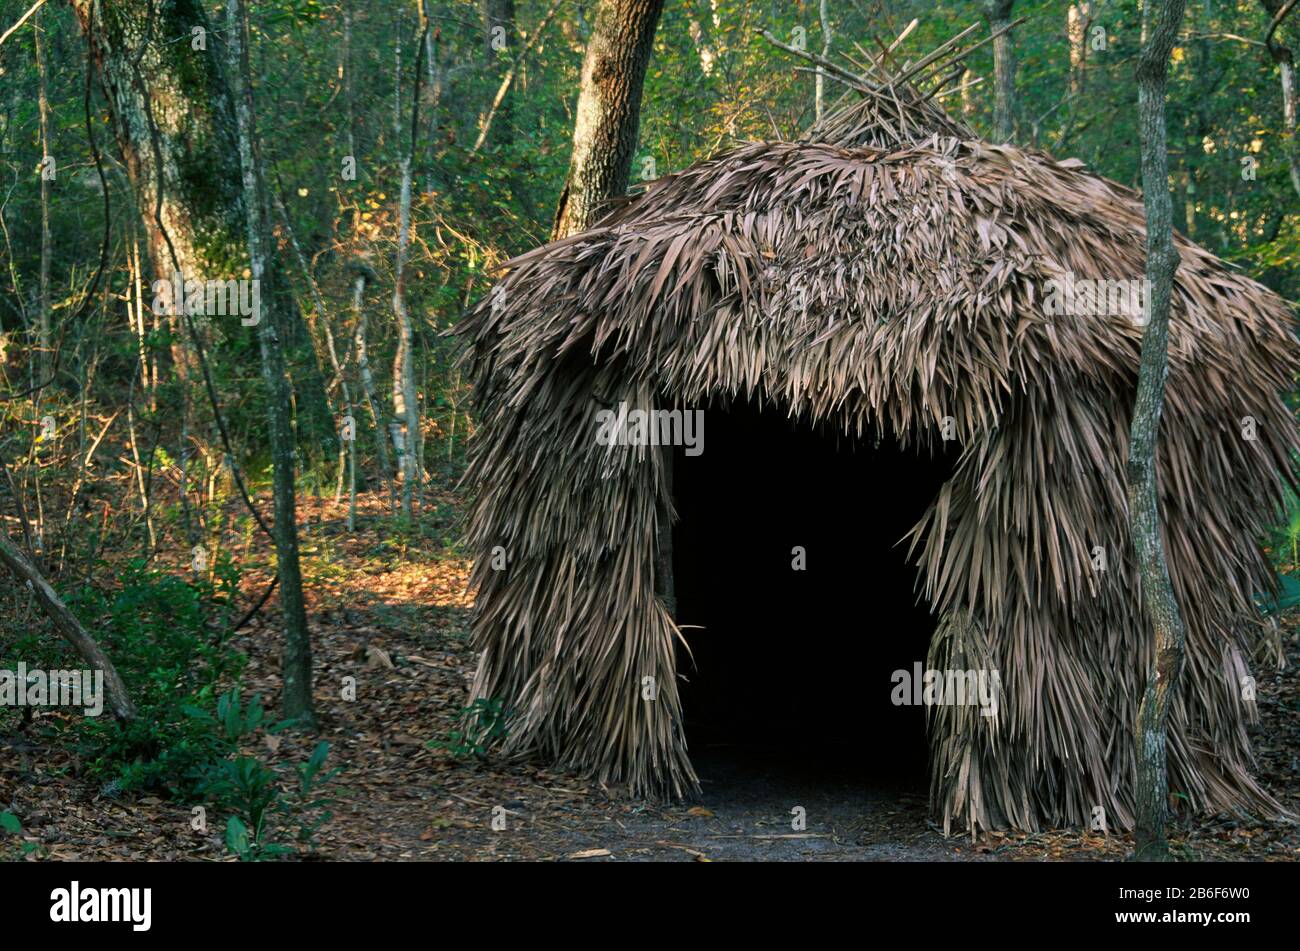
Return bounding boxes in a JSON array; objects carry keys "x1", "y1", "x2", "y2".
[{"x1": 0, "y1": 530, "x2": 136, "y2": 722}]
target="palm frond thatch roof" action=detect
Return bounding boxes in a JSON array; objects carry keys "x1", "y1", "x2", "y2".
[{"x1": 455, "y1": 24, "x2": 1299, "y2": 834}]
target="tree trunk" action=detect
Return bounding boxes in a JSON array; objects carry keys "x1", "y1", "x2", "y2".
[
  {"x1": 979, "y1": 0, "x2": 1017, "y2": 143},
  {"x1": 1068, "y1": 3, "x2": 1092, "y2": 95},
  {"x1": 1129, "y1": 0, "x2": 1189, "y2": 863},
  {"x1": 391, "y1": 10, "x2": 430, "y2": 523},
  {"x1": 69, "y1": 0, "x2": 337, "y2": 468},
  {"x1": 226, "y1": 0, "x2": 316, "y2": 727},
  {"x1": 815, "y1": 0, "x2": 832, "y2": 123},
  {"x1": 551, "y1": 0, "x2": 664, "y2": 239},
  {"x1": 393, "y1": 7, "x2": 405, "y2": 142},
  {"x1": 343, "y1": 1, "x2": 357, "y2": 162},
  {"x1": 270, "y1": 191, "x2": 354, "y2": 509},
  {"x1": 35, "y1": 7, "x2": 51, "y2": 386},
  {"x1": 484, "y1": 0, "x2": 517, "y2": 61},
  {"x1": 349, "y1": 262, "x2": 396, "y2": 511},
  {"x1": 1262, "y1": 0, "x2": 1300, "y2": 200}
]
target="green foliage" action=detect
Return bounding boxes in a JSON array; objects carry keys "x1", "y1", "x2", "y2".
[
  {"x1": 1257, "y1": 572, "x2": 1300, "y2": 616},
  {"x1": 199, "y1": 737, "x2": 340, "y2": 861},
  {"x1": 263, "y1": 0, "x2": 324, "y2": 28},
  {"x1": 203, "y1": 756, "x2": 285, "y2": 860},
  {"x1": 287, "y1": 741, "x2": 343, "y2": 846},
  {"x1": 66, "y1": 561, "x2": 247, "y2": 796},
  {"x1": 181, "y1": 687, "x2": 266, "y2": 741},
  {"x1": 431, "y1": 697, "x2": 511, "y2": 759},
  {"x1": 0, "y1": 811, "x2": 40, "y2": 860},
  {"x1": 1266, "y1": 484, "x2": 1300, "y2": 570}
]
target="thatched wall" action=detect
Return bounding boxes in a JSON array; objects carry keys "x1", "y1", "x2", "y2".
[{"x1": 456, "y1": 95, "x2": 1298, "y2": 833}]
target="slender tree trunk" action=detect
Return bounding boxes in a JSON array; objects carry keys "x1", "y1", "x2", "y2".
[
  {"x1": 1068, "y1": 3, "x2": 1092, "y2": 95},
  {"x1": 392, "y1": 8, "x2": 430, "y2": 522},
  {"x1": 1129, "y1": 0, "x2": 1189, "y2": 863},
  {"x1": 339, "y1": 3, "x2": 388, "y2": 520},
  {"x1": 424, "y1": 0, "x2": 439, "y2": 94},
  {"x1": 348, "y1": 417, "x2": 357, "y2": 531},
  {"x1": 552, "y1": 0, "x2": 665, "y2": 238},
  {"x1": 961, "y1": 66, "x2": 977, "y2": 118},
  {"x1": 343, "y1": 1, "x2": 357, "y2": 162},
  {"x1": 1262, "y1": 0, "x2": 1300, "y2": 200},
  {"x1": 270, "y1": 191, "x2": 355, "y2": 509},
  {"x1": 393, "y1": 7, "x2": 404, "y2": 142},
  {"x1": 125, "y1": 233, "x2": 157, "y2": 550},
  {"x1": 979, "y1": 0, "x2": 1017, "y2": 143},
  {"x1": 349, "y1": 264, "x2": 396, "y2": 511},
  {"x1": 130, "y1": 233, "x2": 153, "y2": 410},
  {"x1": 35, "y1": 8, "x2": 51, "y2": 386},
  {"x1": 226, "y1": 0, "x2": 315, "y2": 727},
  {"x1": 32, "y1": 15, "x2": 53, "y2": 556},
  {"x1": 815, "y1": 0, "x2": 832, "y2": 124}
]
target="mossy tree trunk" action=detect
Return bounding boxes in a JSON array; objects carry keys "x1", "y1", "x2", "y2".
[
  {"x1": 1129, "y1": 0, "x2": 1189, "y2": 863},
  {"x1": 70, "y1": 0, "x2": 337, "y2": 468}
]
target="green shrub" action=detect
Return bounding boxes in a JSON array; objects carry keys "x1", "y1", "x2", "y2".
[
  {"x1": 0, "y1": 811, "x2": 39, "y2": 860},
  {"x1": 67, "y1": 559, "x2": 247, "y2": 796},
  {"x1": 430, "y1": 697, "x2": 511, "y2": 759},
  {"x1": 199, "y1": 735, "x2": 340, "y2": 861}
]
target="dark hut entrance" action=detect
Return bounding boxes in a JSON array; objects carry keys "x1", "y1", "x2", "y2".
[{"x1": 671, "y1": 399, "x2": 958, "y2": 793}]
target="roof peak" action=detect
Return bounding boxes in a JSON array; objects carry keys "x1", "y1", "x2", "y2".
[{"x1": 757, "y1": 16, "x2": 1020, "y2": 149}]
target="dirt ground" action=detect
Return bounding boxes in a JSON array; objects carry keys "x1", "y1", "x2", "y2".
[{"x1": 2, "y1": 493, "x2": 1298, "y2": 862}]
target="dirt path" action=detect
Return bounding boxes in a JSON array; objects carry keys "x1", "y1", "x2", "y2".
[{"x1": 531, "y1": 748, "x2": 975, "y2": 862}]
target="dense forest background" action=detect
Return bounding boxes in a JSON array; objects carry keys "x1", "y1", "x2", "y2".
[
  {"x1": 2, "y1": 0, "x2": 1297, "y2": 550},
  {"x1": 0, "y1": 0, "x2": 1298, "y2": 862}
]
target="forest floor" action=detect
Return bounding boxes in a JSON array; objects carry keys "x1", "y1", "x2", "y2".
[{"x1": 3, "y1": 491, "x2": 1299, "y2": 862}]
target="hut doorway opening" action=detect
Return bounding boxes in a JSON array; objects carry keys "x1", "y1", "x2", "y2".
[{"x1": 670, "y1": 399, "x2": 958, "y2": 790}]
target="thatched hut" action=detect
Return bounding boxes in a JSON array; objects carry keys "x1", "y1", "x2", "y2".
[{"x1": 456, "y1": 55, "x2": 1298, "y2": 834}]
